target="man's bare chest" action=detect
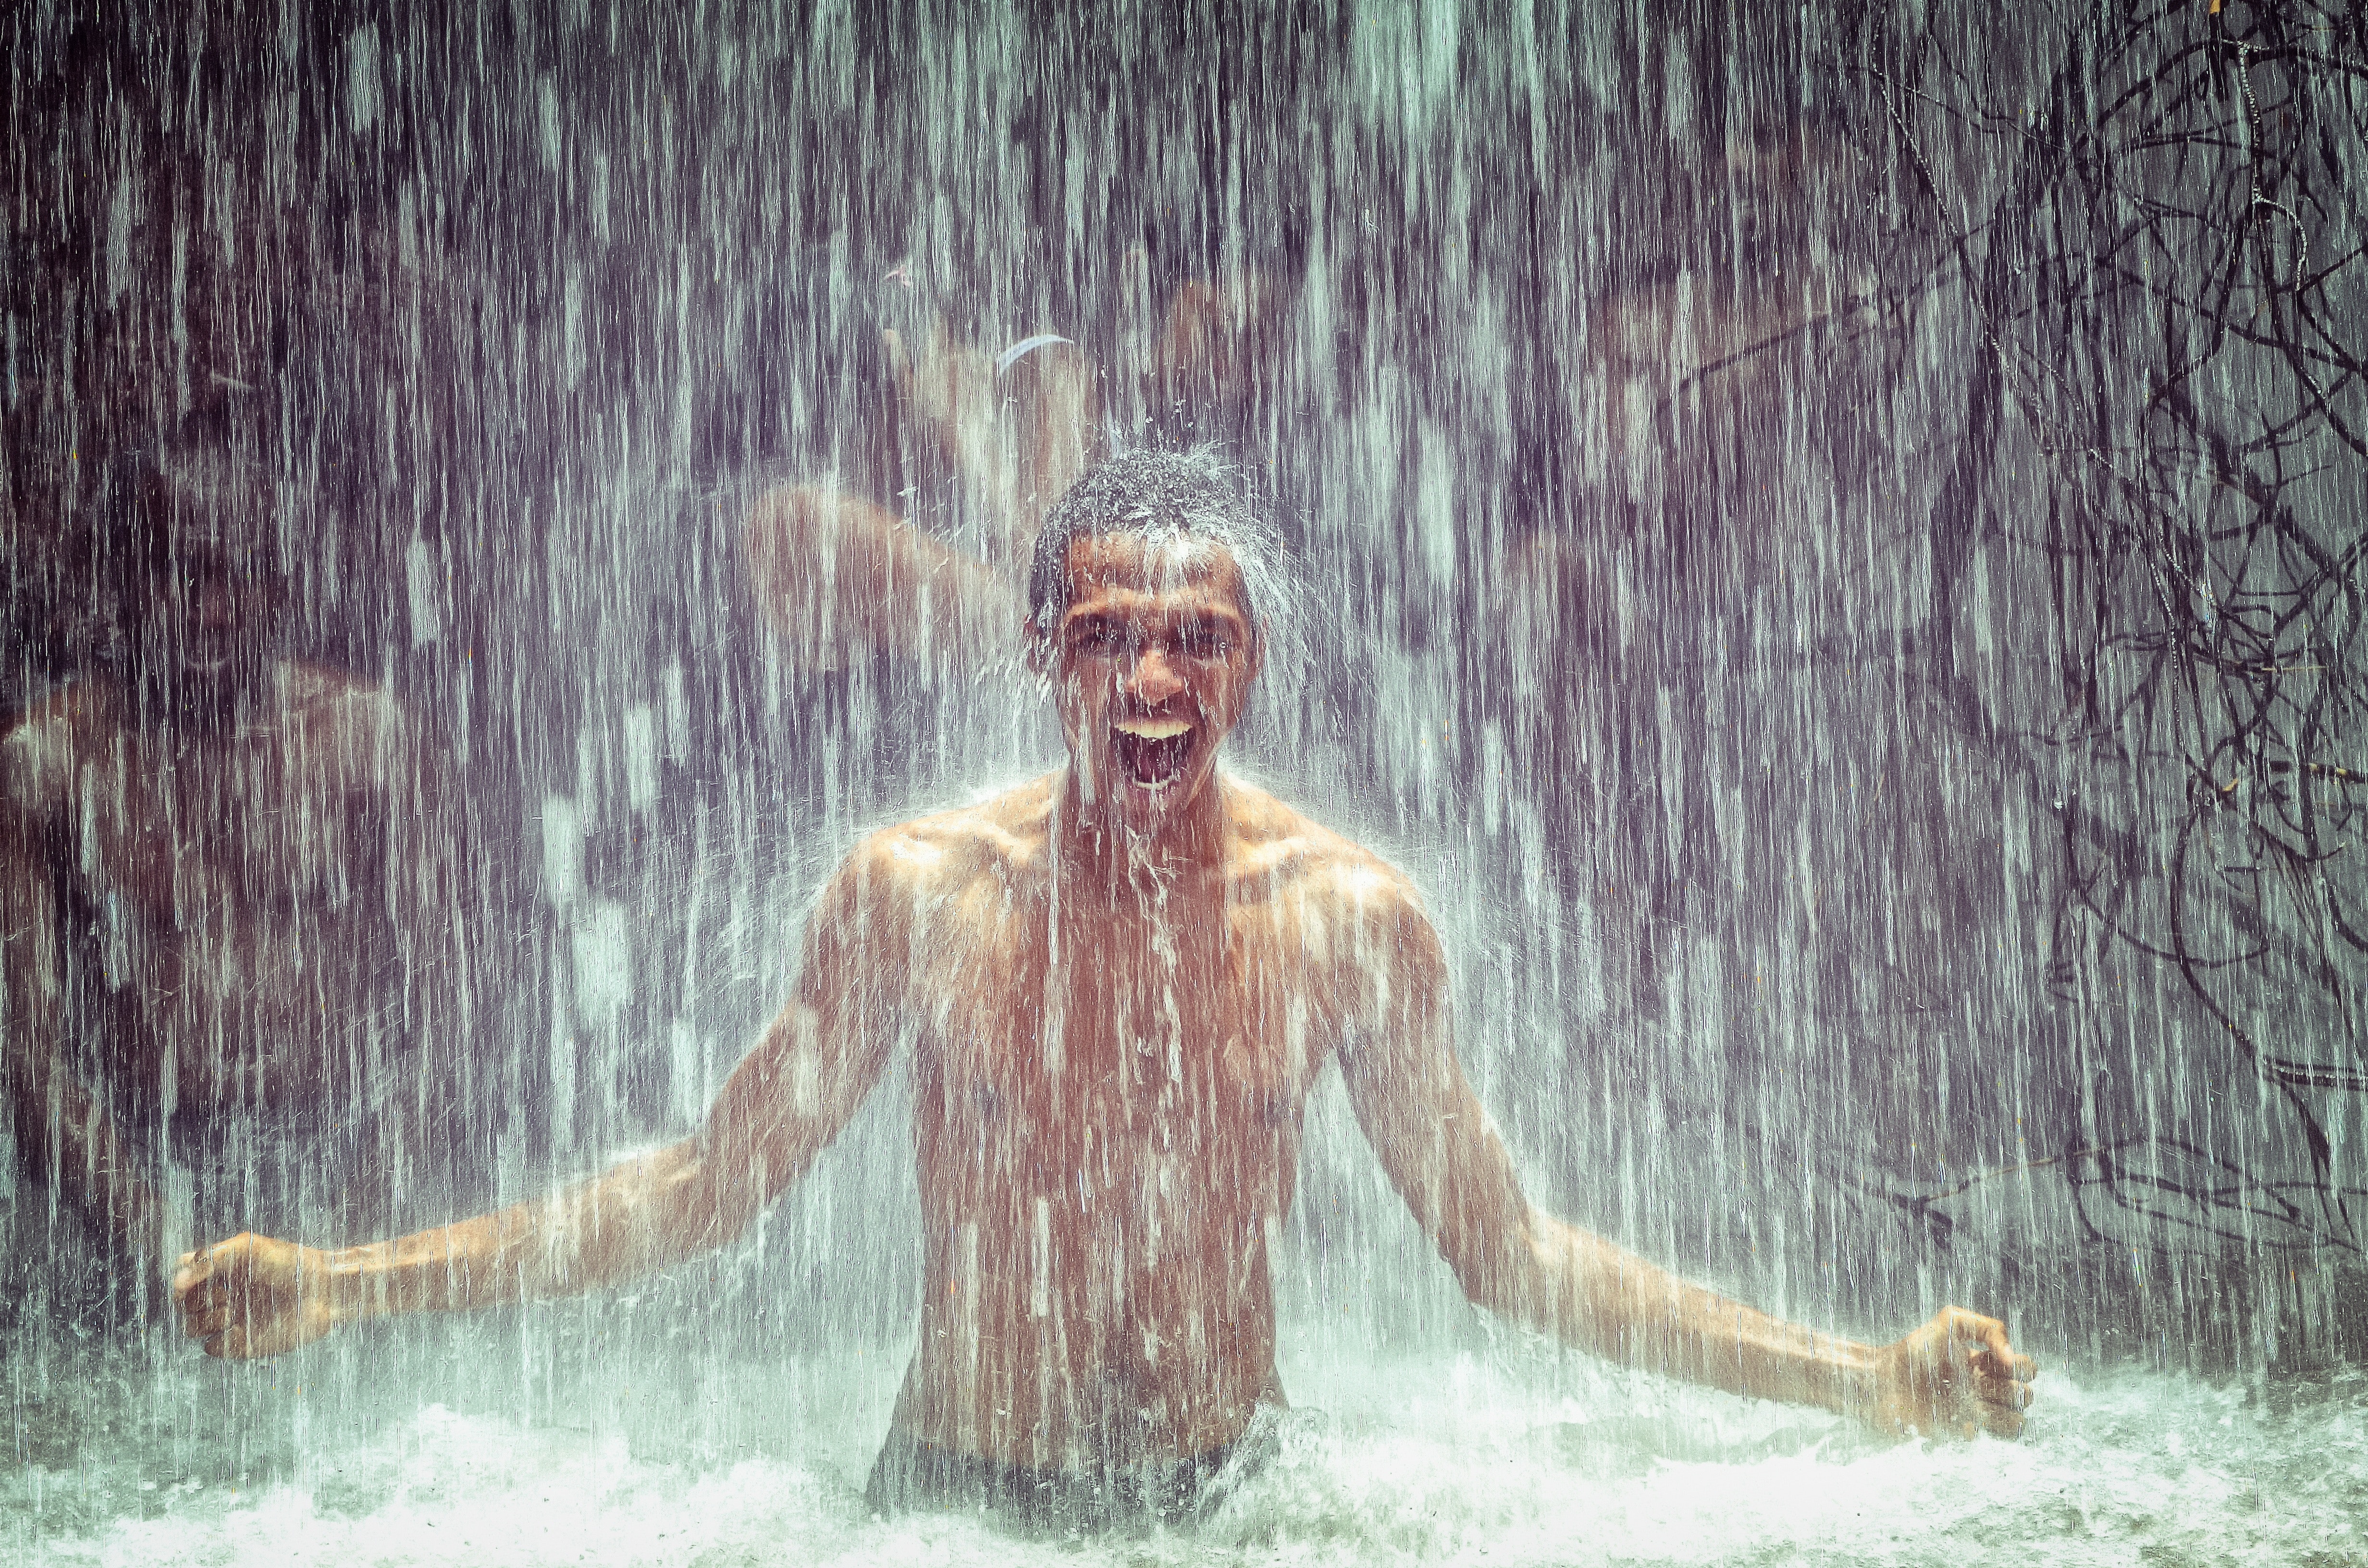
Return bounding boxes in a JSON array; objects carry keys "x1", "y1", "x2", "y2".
[
  {"x1": 909, "y1": 895, "x2": 1331, "y2": 1184},
  {"x1": 71, "y1": 732, "x2": 374, "y2": 926}
]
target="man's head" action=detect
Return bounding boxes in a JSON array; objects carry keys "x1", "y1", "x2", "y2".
[
  {"x1": 1025, "y1": 449, "x2": 1280, "y2": 836},
  {"x1": 102, "y1": 442, "x2": 295, "y2": 720}
]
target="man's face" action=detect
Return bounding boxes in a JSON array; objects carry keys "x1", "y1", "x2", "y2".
[
  {"x1": 1037, "y1": 532, "x2": 1262, "y2": 837},
  {"x1": 138, "y1": 536, "x2": 284, "y2": 700}
]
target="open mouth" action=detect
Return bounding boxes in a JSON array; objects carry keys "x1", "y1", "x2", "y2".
[{"x1": 1112, "y1": 716, "x2": 1194, "y2": 790}]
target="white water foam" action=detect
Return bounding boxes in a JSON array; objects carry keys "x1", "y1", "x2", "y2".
[{"x1": 10, "y1": 1337, "x2": 2365, "y2": 1567}]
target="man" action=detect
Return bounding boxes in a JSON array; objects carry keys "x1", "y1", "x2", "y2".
[
  {"x1": 174, "y1": 450, "x2": 2035, "y2": 1527},
  {"x1": 1, "y1": 433, "x2": 472, "y2": 1315}
]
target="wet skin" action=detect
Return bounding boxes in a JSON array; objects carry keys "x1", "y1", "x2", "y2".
[
  {"x1": 0, "y1": 550, "x2": 456, "y2": 1277},
  {"x1": 174, "y1": 534, "x2": 2036, "y2": 1463}
]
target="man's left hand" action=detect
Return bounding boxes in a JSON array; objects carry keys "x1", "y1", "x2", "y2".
[{"x1": 1866, "y1": 1306, "x2": 2037, "y2": 1439}]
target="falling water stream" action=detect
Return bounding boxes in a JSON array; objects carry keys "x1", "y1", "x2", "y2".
[{"x1": 5, "y1": 1, "x2": 2366, "y2": 1563}]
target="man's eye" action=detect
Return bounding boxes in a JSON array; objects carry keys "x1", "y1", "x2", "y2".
[
  {"x1": 1179, "y1": 626, "x2": 1228, "y2": 659},
  {"x1": 1071, "y1": 624, "x2": 1122, "y2": 654}
]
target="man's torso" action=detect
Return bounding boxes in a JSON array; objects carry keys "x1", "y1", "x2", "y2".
[
  {"x1": 873, "y1": 773, "x2": 1384, "y2": 1468},
  {"x1": 4, "y1": 665, "x2": 429, "y2": 1122}
]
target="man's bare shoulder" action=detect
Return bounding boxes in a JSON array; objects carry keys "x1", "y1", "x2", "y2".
[
  {"x1": 276, "y1": 661, "x2": 467, "y2": 806},
  {"x1": 279, "y1": 662, "x2": 413, "y2": 746},
  {"x1": 1221, "y1": 780, "x2": 1450, "y2": 1020},
  {"x1": 1221, "y1": 775, "x2": 1419, "y2": 906},
  {"x1": 834, "y1": 773, "x2": 1060, "y2": 899}
]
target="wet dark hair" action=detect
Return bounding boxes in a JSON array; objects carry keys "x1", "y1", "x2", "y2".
[{"x1": 1025, "y1": 448, "x2": 1284, "y2": 636}]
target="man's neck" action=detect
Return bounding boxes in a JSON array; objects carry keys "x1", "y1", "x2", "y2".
[{"x1": 1052, "y1": 768, "x2": 1231, "y2": 894}]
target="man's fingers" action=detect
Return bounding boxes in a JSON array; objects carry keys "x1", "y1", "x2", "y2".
[
  {"x1": 171, "y1": 1249, "x2": 212, "y2": 1298},
  {"x1": 1971, "y1": 1347, "x2": 2040, "y2": 1383},
  {"x1": 179, "y1": 1274, "x2": 237, "y2": 1335},
  {"x1": 1946, "y1": 1309, "x2": 2009, "y2": 1350},
  {"x1": 1976, "y1": 1372, "x2": 2035, "y2": 1410},
  {"x1": 1966, "y1": 1338, "x2": 2038, "y2": 1382},
  {"x1": 173, "y1": 1235, "x2": 319, "y2": 1361},
  {"x1": 178, "y1": 1274, "x2": 232, "y2": 1319},
  {"x1": 1950, "y1": 1310, "x2": 2037, "y2": 1379},
  {"x1": 198, "y1": 1311, "x2": 288, "y2": 1361},
  {"x1": 1973, "y1": 1375, "x2": 2035, "y2": 1411}
]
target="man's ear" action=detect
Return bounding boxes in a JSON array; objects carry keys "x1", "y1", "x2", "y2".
[
  {"x1": 1024, "y1": 620, "x2": 1054, "y2": 678},
  {"x1": 1246, "y1": 621, "x2": 1267, "y2": 686}
]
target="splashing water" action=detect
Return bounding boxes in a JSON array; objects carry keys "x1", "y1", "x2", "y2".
[
  {"x1": 5, "y1": 1, "x2": 2366, "y2": 1564},
  {"x1": 10, "y1": 1332, "x2": 2367, "y2": 1566}
]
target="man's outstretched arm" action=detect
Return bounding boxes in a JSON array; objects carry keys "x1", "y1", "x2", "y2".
[
  {"x1": 173, "y1": 841, "x2": 908, "y2": 1360},
  {"x1": 742, "y1": 327, "x2": 1098, "y2": 675},
  {"x1": 1333, "y1": 876, "x2": 2035, "y2": 1438},
  {"x1": 744, "y1": 484, "x2": 1021, "y2": 673}
]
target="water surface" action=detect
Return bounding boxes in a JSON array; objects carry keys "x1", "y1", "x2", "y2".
[{"x1": 11, "y1": 1326, "x2": 2364, "y2": 1567}]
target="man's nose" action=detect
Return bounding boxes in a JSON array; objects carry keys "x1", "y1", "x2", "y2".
[
  {"x1": 196, "y1": 579, "x2": 238, "y2": 629},
  {"x1": 1122, "y1": 644, "x2": 1186, "y2": 705}
]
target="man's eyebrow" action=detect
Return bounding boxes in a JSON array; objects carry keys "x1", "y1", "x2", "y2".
[
  {"x1": 1185, "y1": 604, "x2": 1248, "y2": 633},
  {"x1": 1061, "y1": 592, "x2": 1245, "y2": 630}
]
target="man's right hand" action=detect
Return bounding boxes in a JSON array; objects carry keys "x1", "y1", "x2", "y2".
[{"x1": 173, "y1": 1233, "x2": 342, "y2": 1360}]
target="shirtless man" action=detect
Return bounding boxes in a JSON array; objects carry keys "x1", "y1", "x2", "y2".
[
  {"x1": 174, "y1": 450, "x2": 2035, "y2": 1525},
  {"x1": 1, "y1": 436, "x2": 468, "y2": 1309}
]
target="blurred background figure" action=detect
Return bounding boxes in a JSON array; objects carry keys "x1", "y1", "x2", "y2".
[
  {"x1": 740, "y1": 220, "x2": 1304, "y2": 685},
  {"x1": 0, "y1": 415, "x2": 484, "y2": 1326},
  {"x1": 739, "y1": 270, "x2": 1097, "y2": 680},
  {"x1": 0, "y1": 13, "x2": 522, "y2": 1332},
  {"x1": 1502, "y1": 92, "x2": 1916, "y2": 1012}
]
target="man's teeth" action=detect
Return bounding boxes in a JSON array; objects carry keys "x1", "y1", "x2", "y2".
[{"x1": 1115, "y1": 718, "x2": 1192, "y2": 740}]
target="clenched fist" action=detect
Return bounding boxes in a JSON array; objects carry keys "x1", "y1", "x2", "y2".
[
  {"x1": 1866, "y1": 1306, "x2": 2038, "y2": 1439},
  {"x1": 173, "y1": 1233, "x2": 342, "y2": 1360}
]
